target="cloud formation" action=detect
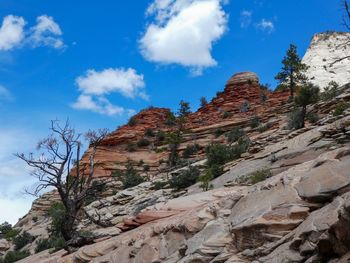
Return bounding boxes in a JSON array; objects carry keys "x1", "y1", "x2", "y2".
[
  {"x1": 0, "y1": 14, "x2": 64, "y2": 51},
  {"x1": 0, "y1": 15, "x2": 25, "y2": 51},
  {"x1": 73, "y1": 68, "x2": 145, "y2": 116},
  {"x1": 29, "y1": 15, "x2": 64, "y2": 49},
  {"x1": 257, "y1": 18, "x2": 274, "y2": 33},
  {"x1": 240, "y1": 10, "x2": 252, "y2": 28},
  {"x1": 140, "y1": 0, "x2": 228, "y2": 75}
]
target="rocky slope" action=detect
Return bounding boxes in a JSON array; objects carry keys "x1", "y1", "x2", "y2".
[
  {"x1": 2, "y1": 32, "x2": 350, "y2": 263},
  {"x1": 302, "y1": 32, "x2": 350, "y2": 90}
]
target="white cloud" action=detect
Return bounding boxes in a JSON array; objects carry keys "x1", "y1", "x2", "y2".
[
  {"x1": 0, "y1": 85, "x2": 13, "y2": 100},
  {"x1": 140, "y1": 0, "x2": 228, "y2": 75},
  {"x1": 73, "y1": 68, "x2": 145, "y2": 116},
  {"x1": 0, "y1": 14, "x2": 64, "y2": 52},
  {"x1": 257, "y1": 18, "x2": 274, "y2": 33},
  {"x1": 0, "y1": 15, "x2": 25, "y2": 51},
  {"x1": 29, "y1": 15, "x2": 64, "y2": 49},
  {"x1": 240, "y1": 10, "x2": 252, "y2": 28},
  {"x1": 72, "y1": 95, "x2": 131, "y2": 116},
  {"x1": 76, "y1": 68, "x2": 145, "y2": 98}
]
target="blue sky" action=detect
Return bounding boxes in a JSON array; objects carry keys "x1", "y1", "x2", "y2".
[{"x1": 0, "y1": 0, "x2": 345, "y2": 224}]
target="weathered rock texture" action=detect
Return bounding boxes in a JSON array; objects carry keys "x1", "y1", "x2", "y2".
[{"x1": 302, "y1": 32, "x2": 350, "y2": 90}]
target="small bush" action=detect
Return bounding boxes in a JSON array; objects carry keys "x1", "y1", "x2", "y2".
[
  {"x1": 0, "y1": 222, "x2": 12, "y2": 236},
  {"x1": 169, "y1": 166, "x2": 200, "y2": 190},
  {"x1": 112, "y1": 161, "x2": 145, "y2": 189},
  {"x1": 35, "y1": 236, "x2": 65, "y2": 253},
  {"x1": 200, "y1": 97, "x2": 208, "y2": 107},
  {"x1": 320, "y1": 81, "x2": 339, "y2": 101},
  {"x1": 250, "y1": 116, "x2": 261, "y2": 128},
  {"x1": 128, "y1": 117, "x2": 137, "y2": 127},
  {"x1": 182, "y1": 144, "x2": 200, "y2": 158},
  {"x1": 214, "y1": 128, "x2": 224, "y2": 138},
  {"x1": 35, "y1": 238, "x2": 51, "y2": 253},
  {"x1": 208, "y1": 164, "x2": 224, "y2": 179},
  {"x1": 1, "y1": 250, "x2": 30, "y2": 263},
  {"x1": 287, "y1": 108, "x2": 304, "y2": 130},
  {"x1": 156, "y1": 130, "x2": 166, "y2": 142},
  {"x1": 165, "y1": 111, "x2": 176, "y2": 126},
  {"x1": 126, "y1": 142, "x2": 137, "y2": 152},
  {"x1": 143, "y1": 164, "x2": 150, "y2": 172},
  {"x1": 198, "y1": 172, "x2": 214, "y2": 191},
  {"x1": 32, "y1": 216, "x2": 38, "y2": 222},
  {"x1": 155, "y1": 147, "x2": 167, "y2": 153},
  {"x1": 237, "y1": 168, "x2": 272, "y2": 185},
  {"x1": 222, "y1": 111, "x2": 232, "y2": 119},
  {"x1": 137, "y1": 138, "x2": 150, "y2": 147},
  {"x1": 226, "y1": 127, "x2": 245, "y2": 143},
  {"x1": 4, "y1": 229, "x2": 19, "y2": 241},
  {"x1": 306, "y1": 112, "x2": 320, "y2": 124},
  {"x1": 152, "y1": 181, "x2": 169, "y2": 190},
  {"x1": 144, "y1": 128, "x2": 155, "y2": 137},
  {"x1": 47, "y1": 202, "x2": 66, "y2": 236},
  {"x1": 258, "y1": 123, "x2": 271, "y2": 133},
  {"x1": 333, "y1": 102, "x2": 350, "y2": 116},
  {"x1": 13, "y1": 231, "x2": 34, "y2": 250},
  {"x1": 260, "y1": 93, "x2": 269, "y2": 103}
]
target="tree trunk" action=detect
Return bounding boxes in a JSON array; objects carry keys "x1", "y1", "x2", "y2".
[{"x1": 290, "y1": 71, "x2": 294, "y2": 98}]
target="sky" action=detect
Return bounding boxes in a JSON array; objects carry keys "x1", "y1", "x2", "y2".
[{"x1": 0, "y1": 0, "x2": 346, "y2": 224}]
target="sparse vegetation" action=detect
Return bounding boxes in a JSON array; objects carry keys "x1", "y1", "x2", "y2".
[
  {"x1": 144, "y1": 128, "x2": 155, "y2": 137},
  {"x1": 222, "y1": 111, "x2": 232, "y2": 119},
  {"x1": 128, "y1": 116, "x2": 137, "y2": 127},
  {"x1": 166, "y1": 131, "x2": 182, "y2": 166},
  {"x1": 182, "y1": 144, "x2": 200, "y2": 158},
  {"x1": 127, "y1": 142, "x2": 137, "y2": 152},
  {"x1": 152, "y1": 181, "x2": 169, "y2": 190},
  {"x1": 249, "y1": 116, "x2": 261, "y2": 129},
  {"x1": 200, "y1": 97, "x2": 208, "y2": 107},
  {"x1": 165, "y1": 111, "x2": 176, "y2": 126},
  {"x1": 137, "y1": 138, "x2": 150, "y2": 147},
  {"x1": 13, "y1": 231, "x2": 34, "y2": 250},
  {"x1": 169, "y1": 166, "x2": 200, "y2": 190},
  {"x1": 178, "y1": 100, "x2": 191, "y2": 117},
  {"x1": 214, "y1": 128, "x2": 225, "y2": 138},
  {"x1": 226, "y1": 127, "x2": 245, "y2": 143},
  {"x1": 287, "y1": 108, "x2": 304, "y2": 130},
  {"x1": 198, "y1": 171, "x2": 214, "y2": 191},
  {"x1": 258, "y1": 123, "x2": 271, "y2": 133},
  {"x1": 333, "y1": 102, "x2": 350, "y2": 116},
  {"x1": 112, "y1": 161, "x2": 145, "y2": 189},
  {"x1": 0, "y1": 250, "x2": 30, "y2": 263},
  {"x1": 236, "y1": 168, "x2": 272, "y2": 185},
  {"x1": 156, "y1": 130, "x2": 166, "y2": 143},
  {"x1": 320, "y1": 81, "x2": 339, "y2": 101}
]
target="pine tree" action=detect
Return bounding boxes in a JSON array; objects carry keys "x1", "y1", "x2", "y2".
[
  {"x1": 275, "y1": 44, "x2": 309, "y2": 98},
  {"x1": 294, "y1": 83, "x2": 320, "y2": 128}
]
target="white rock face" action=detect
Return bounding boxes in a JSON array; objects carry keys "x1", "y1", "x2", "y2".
[{"x1": 302, "y1": 32, "x2": 350, "y2": 90}]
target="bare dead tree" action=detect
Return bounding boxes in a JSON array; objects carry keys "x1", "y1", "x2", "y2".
[
  {"x1": 330, "y1": 0, "x2": 350, "y2": 66},
  {"x1": 16, "y1": 120, "x2": 108, "y2": 242}
]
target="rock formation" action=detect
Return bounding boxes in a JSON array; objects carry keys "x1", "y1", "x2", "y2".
[{"x1": 302, "y1": 32, "x2": 350, "y2": 90}]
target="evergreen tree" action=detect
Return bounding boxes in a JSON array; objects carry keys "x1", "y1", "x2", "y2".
[
  {"x1": 178, "y1": 100, "x2": 191, "y2": 117},
  {"x1": 294, "y1": 83, "x2": 320, "y2": 128},
  {"x1": 200, "y1": 97, "x2": 208, "y2": 107},
  {"x1": 275, "y1": 44, "x2": 309, "y2": 98}
]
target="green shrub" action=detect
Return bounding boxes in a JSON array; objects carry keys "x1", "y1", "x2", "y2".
[
  {"x1": 208, "y1": 164, "x2": 224, "y2": 179},
  {"x1": 258, "y1": 123, "x2": 271, "y2": 133},
  {"x1": 137, "y1": 138, "x2": 150, "y2": 147},
  {"x1": 47, "y1": 202, "x2": 66, "y2": 236},
  {"x1": 198, "y1": 171, "x2": 214, "y2": 191},
  {"x1": 222, "y1": 111, "x2": 232, "y2": 119},
  {"x1": 152, "y1": 181, "x2": 169, "y2": 190},
  {"x1": 226, "y1": 127, "x2": 245, "y2": 143},
  {"x1": 112, "y1": 161, "x2": 145, "y2": 189},
  {"x1": 169, "y1": 166, "x2": 200, "y2": 190},
  {"x1": 237, "y1": 168, "x2": 272, "y2": 185},
  {"x1": 155, "y1": 147, "x2": 167, "y2": 153},
  {"x1": 128, "y1": 116, "x2": 137, "y2": 127},
  {"x1": 35, "y1": 236, "x2": 65, "y2": 253},
  {"x1": 287, "y1": 108, "x2": 304, "y2": 130},
  {"x1": 156, "y1": 130, "x2": 166, "y2": 142},
  {"x1": 214, "y1": 128, "x2": 224, "y2": 138},
  {"x1": 1, "y1": 250, "x2": 30, "y2": 263},
  {"x1": 126, "y1": 142, "x2": 137, "y2": 152},
  {"x1": 32, "y1": 216, "x2": 38, "y2": 222},
  {"x1": 250, "y1": 116, "x2": 261, "y2": 128},
  {"x1": 85, "y1": 180, "x2": 107, "y2": 205},
  {"x1": 143, "y1": 165, "x2": 150, "y2": 172},
  {"x1": 144, "y1": 128, "x2": 155, "y2": 137},
  {"x1": 200, "y1": 97, "x2": 208, "y2": 107},
  {"x1": 333, "y1": 102, "x2": 350, "y2": 116},
  {"x1": 182, "y1": 144, "x2": 200, "y2": 158},
  {"x1": 320, "y1": 81, "x2": 339, "y2": 101},
  {"x1": 0, "y1": 222, "x2": 12, "y2": 236},
  {"x1": 4, "y1": 229, "x2": 19, "y2": 241},
  {"x1": 165, "y1": 111, "x2": 176, "y2": 126},
  {"x1": 306, "y1": 112, "x2": 320, "y2": 124},
  {"x1": 13, "y1": 231, "x2": 34, "y2": 250}
]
